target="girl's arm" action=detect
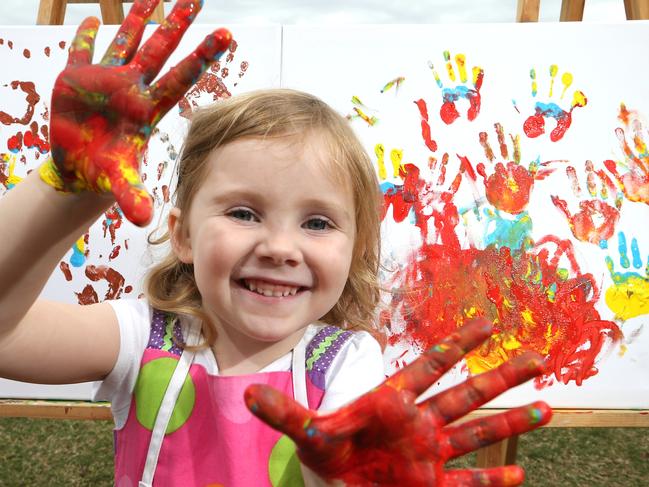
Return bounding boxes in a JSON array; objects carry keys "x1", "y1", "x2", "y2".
[
  {"x1": 0, "y1": 0, "x2": 231, "y2": 385},
  {"x1": 0, "y1": 171, "x2": 118, "y2": 383}
]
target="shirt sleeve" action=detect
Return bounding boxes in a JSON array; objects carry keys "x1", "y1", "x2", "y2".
[
  {"x1": 318, "y1": 331, "x2": 386, "y2": 412},
  {"x1": 91, "y1": 298, "x2": 151, "y2": 427}
]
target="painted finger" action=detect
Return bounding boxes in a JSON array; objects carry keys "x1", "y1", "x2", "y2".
[
  {"x1": 100, "y1": 153, "x2": 153, "y2": 226},
  {"x1": 130, "y1": 0, "x2": 205, "y2": 84},
  {"x1": 245, "y1": 384, "x2": 316, "y2": 446},
  {"x1": 443, "y1": 401, "x2": 551, "y2": 459},
  {"x1": 67, "y1": 17, "x2": 100, "y2": 66},
  {"x1": 149, "y1": 28, "x2": 232, "y2": 119},
  {"x1": 100, "y1": 0, "x2": 160, "y2": 66},
  {"x1": 423, "y1": 352, "x2": 546, "y2": 424},
  {"x1": 444, "y1": 466, "x2": 524, "y2": 487},
  {"x1": 384, "y1": 318, "x2": 492, "y2": 396}
]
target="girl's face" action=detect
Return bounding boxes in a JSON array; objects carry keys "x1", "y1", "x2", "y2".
[{"x1": 171, "y1": 136, "x2": 356, "y2": 347}]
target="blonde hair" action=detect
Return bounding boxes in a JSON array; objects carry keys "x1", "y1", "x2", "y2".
[{"x1": 145, "y1": 89, "x2": 383, "y2": 347}]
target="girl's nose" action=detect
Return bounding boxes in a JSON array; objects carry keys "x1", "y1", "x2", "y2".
[{"x1": 254, "y1": 229, "x2": 302, "y2": 266}]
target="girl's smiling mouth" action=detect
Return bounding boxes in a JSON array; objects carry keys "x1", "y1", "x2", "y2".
[{"x1": 239, "y1": 278, "x2": 307, "y2": 298}]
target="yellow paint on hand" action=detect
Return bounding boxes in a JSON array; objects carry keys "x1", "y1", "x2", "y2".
[
  {"x1": 390, "y1": 148, "x2": 403, "y2": 178},
  {"x1": 455, "y1": 54, "x2": 467, "y2": 83},
  {"x1": 605, "y1": 277, "x2": 649, "y2": 320},
  {"x1": 560, "y1": 72, "x2": 573, "y2": 99},
  {"x1": 444, "y1": 50, "x2": 456, "y2": 82},
  {"x1": 464, "y1": 306, "x2": 478, "y2": 318},
  {"x1": 38, "y1": 157, "x2": 66, "y2": 192},
  {"x1": 375, "y1": 144, "x2": 387, "y2": 180},
  {"x1": 502, "y1": 333, "x2": 522, "y2": 350},
  {"x1": 572, "y1": 90, "x2": 587, "y2": 108},
  {"x1": 521, "y1": 308, "x2": 536, "y2": 326}
]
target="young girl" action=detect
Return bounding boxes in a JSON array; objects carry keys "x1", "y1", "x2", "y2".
[{"x1": 0, "y1": 1, "x2": 551, "y2": 486}]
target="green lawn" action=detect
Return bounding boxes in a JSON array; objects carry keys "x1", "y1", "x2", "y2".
[{"x1": 1, "y1": 418, "x2": 648, "y2": 486}]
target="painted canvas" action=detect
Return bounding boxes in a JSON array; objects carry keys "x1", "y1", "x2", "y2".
[
  {"x1": 1, "y1": 21, "x2": 648, "y2": 408},
  {"x1": 0, "y1": 24, "x2": 282, "y2": 399},
  {"x1": 282, "y1": 22, "x2": 649, "y2": 408}
]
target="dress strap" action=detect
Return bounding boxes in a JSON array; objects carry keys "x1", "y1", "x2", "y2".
[
  {"x1": 139, "y1": 318, "x2": 201, "y2": 487},
  {"x1": 291, "y1": 333, "x2": 308, "y2": 408}
]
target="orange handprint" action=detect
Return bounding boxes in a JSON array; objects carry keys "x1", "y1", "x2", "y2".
[
  {"x1": 604, "y1": 104, "x2": 649, "y2": 205},
  {"x1": 552, "y1": 160, "x2": 622, "y2": 246}
]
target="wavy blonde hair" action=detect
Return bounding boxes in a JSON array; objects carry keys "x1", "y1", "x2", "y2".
[{"x1": 145, "y1": 89, "x2": 383, "y2": 348}]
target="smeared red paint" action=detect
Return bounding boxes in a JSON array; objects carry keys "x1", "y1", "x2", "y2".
[
  {"x1": 245, "y1": 321, "x2": 550, "y2": 485},
  {"x1": 178, "y1": 39, "x2": 244, "y2": 118},
  {"x1": 109, "y1": 245, "x2": 121, "y2": 260},
  {"x1": 7, "y1": 40, "x2": 13, "y2": 49},
  {"x1": 414, "y1": 99, "x2": 437, "y2": 152},
  {"x1": 0, "y1": 81, "x2": 40, "y2": 125},
  {"x1": 7, "y1": 133, "x2": 22, "y2": 153},
  {"x1": 125, "y1": 285, "x2": 133, "y2": 293},
  {"x1": 23, "y1": 49, "x2": 30, "y2": 59},
  {"x1": 45, "y1": 2, "x2": 232, "y2": 226},
  {"x1": 58, "y1": 41, "x2": 66, "y2": 49},
  {"x1": 76, "y1": 284, "x2": 99, "y2": 305},
  {"x1": 44, "y1": 46, "x2": 51, "y2": 57},
  {"x1": 59, "y1": 261, "x2": 72, "y2": 281},
  {"x1": 85, "y1": 265, "x2": 126, "y2": 300},
  {"x1": 239, "y1": 61, "x2": 249, "y2": 78},
  {"x1": 383, "y1": 165, "x2": 621, "y2": 387},
  {"x1": 103, "y1": 205, "x2": 123, "y2": 245}
]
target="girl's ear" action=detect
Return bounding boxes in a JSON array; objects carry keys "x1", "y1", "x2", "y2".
[{"x1": 169, "y1": 207, "x2": 193, "y2": 264}]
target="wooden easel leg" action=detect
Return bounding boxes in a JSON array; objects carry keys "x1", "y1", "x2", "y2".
[
  {"x1": 476, "y1": 436, "x2": 519, "y2": 467},
  {"x1": 516, "y1": 0, "x2": 540, "y2": 22},
  {"x1": 560, "y1": 0, "x2": 585, "y2": 21},
  {"x1": 37, "y1": 0, "x2": 67, "y2": 25},
  {"x1": 99, "y1": 0, "x2": 125, "y2": 24},
  {"x1": 624, "y1": 0, "x2": 649, "y2": 19}
]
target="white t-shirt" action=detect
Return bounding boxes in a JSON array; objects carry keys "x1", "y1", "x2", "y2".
[{"x1": 93, "y1": 298, "x2": 386, "y2": 428}]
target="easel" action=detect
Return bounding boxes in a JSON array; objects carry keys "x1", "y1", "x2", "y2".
[
  {"x1": 36, "y1": 0, "x2": 170, "y2": 25},
  {"x1": 2, "y1": 0, "x2": 648, "y2": 474},
  {"x1": 473, "y1": 0, "x2": 649, "y2": 469}
]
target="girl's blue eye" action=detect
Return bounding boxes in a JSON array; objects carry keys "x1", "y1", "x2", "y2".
[
  {"x1": 229, "y1": 209, "x2": 256, "y2": 221},
  {"x1": 304, "y1": 218, "x2": 330, "y2": 231}
]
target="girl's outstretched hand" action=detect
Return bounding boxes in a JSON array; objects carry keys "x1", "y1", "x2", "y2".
[
  {"x1": 43, "y1": 0, "x2": 231, "y2": 226},
  {"x1": 245, "y1": 319, "x2": 552, "y2": 486}
]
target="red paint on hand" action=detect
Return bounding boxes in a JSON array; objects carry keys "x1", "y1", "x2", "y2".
[
  {"x1": 245, "y1": 320, "x2": 551, "y2": 486},
  {"x1": 48, "y1": 0, "x2": 232, "y2": 226}
]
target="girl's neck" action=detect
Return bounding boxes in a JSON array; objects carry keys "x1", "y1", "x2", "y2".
[{"x1": 210, "y1": 325, "x2": 307, "y2": 376}]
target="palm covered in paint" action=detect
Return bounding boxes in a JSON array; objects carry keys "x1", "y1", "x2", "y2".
[
  {"x1": 49, "y1": 0, "x2": 231, "y2": 226},
  {"x1": 245, "y1": 320, "x2": 551, "y2": 486}
]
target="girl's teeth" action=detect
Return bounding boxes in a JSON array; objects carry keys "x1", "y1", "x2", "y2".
[{"x1": 244, "y1": 279, "x2": 299, "y2": 297}]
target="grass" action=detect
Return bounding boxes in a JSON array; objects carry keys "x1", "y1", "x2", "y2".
[{"x1": 1, "y1": 418, "x2": 648, "y2": 486}]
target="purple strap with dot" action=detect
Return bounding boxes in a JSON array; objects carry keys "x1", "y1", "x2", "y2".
[
  {"x1": 305, "y1": 326, "x2": 353, "y2": 390},
  {"x1": 147, "y1": 309, "x2": 184, "y2": 356}
]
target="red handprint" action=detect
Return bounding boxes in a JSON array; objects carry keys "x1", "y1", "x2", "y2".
[
  {"x1": 467, "y1": 123, "x2": 555, "y2": 214},
  {"x1": 245, "y1": 320, "x2": 551, "y2": 486},
  {"x1": 41, "y1": 0, "x2": 231, "y2": 226}
]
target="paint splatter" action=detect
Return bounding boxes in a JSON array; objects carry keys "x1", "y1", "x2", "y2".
[
  {"x1": 382, "y1": 162, "x2": 621, "y2": 387},
  {"x1": 84, "y1": 265, "x2": 126, "y2": 301},
  {"x1": 428, "y1": 52, "x2": 484, "y2": 125},
  {"x1": 22, "y1": 49, "x2": 30, "y2": 59},
  {"x1": 381, "y1": 76, "x2": 405, "y2": 94},
  {"x1": 178, "y1": 40, "x2": 244, "y2": 118},
  {"x1": 59, "y1": 261, "x2": 72, "y2": 281},
  {"x1": 519, "y1": 65, "x2": 587, "y2": 142},
  {"x1": 0, "y1": 81, "x2": 40, "y2": 126}
]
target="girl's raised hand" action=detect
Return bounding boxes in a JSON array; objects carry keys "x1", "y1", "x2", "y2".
[
  {"x1": 245, "y1": 319, "x2": 552, "y2": 486},
  {"x1": 42, "y1": 0, "x2": 231, "y2": 226}
]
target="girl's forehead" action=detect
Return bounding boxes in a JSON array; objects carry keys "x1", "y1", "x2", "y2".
[{"x1": 208, "y1": 135, "x2": 354, "y2": 190}]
